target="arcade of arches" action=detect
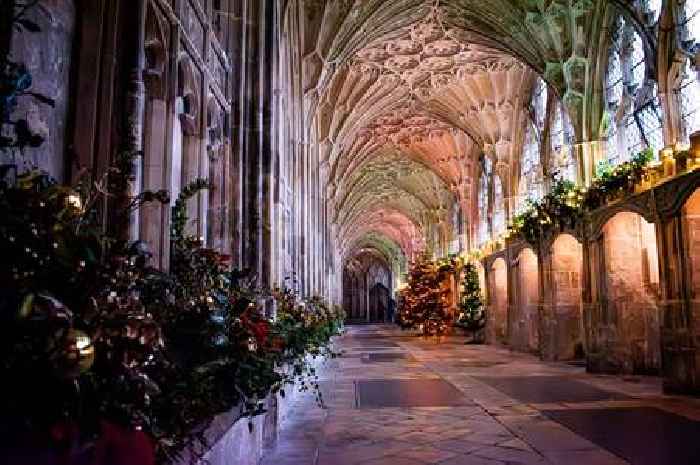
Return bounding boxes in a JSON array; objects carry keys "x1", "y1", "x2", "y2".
[{"x1": 4, "y1": 0, "x2": 700, "y2": 464}]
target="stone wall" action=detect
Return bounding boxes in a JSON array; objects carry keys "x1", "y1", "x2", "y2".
[
  {"x1": 550, "y1": 234, "x2": 583, "y2": 360},
  {"x1": 2, "y1": 0, "x2": 75, "y2": 180},
  {"x1": 510, "y1": 248, "x2": 539, "y2": 352},
  {"x1": 186, "y1": 356, "x2": 328, "y2": 465},
  {"x1": 602, "y1": 212, "x2": 660, "y2": 374},
  {"x1": 683, "y1": 189, "x2": 700, "y2": 390},
  {"x1": 487, "y1": 257, "x2": 508, "y2": 344}
]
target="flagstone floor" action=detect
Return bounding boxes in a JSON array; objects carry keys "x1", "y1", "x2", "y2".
[{"x1": 259, "y1": 325, "x2": 700, "y2": 465}]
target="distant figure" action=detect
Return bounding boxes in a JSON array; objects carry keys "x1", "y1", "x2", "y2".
[{"x1": 387, "y1": 298, "x2": 396, "y2": 323}]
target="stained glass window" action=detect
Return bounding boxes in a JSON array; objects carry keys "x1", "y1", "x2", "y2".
[
  {"x1": 493, "y1": 175, "x2": 505, "y2": 237},
  {"x1": 517, "y1": 122, "x2": 542, "y2": 214},
  {"x1": 550, "y1": 102, "x2": 577, "y2": 182},
  {"x1": 605, "y1": 18, "x2": 625, "y2": 164},
  {"x1": 645, "y1": 0, "x2": 662, "y2": 25},
  {"x1": 679, "y1": 1, "x2": 700, "y2": 143},
  {"x1": 605, "y1": 11, "x2": 664, "y2": 163},
  {"x1": 680, "y1": 0, "x2": 700, "y2": 45},
  {"x1": 532, "y1": 78, "x2": 548, "y2": 134},
  {"x1": 478, "y1": 170, "x2": 489, "y2": 246}
]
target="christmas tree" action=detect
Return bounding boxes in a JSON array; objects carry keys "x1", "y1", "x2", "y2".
[
  {"x1": 396, "y1": 253, "x2": 451, "y2": 335},
  {"x1": 454, "y1": 262, "x2": 486, "y2": 343}
]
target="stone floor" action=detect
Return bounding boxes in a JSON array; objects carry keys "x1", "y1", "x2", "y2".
[{"x1": 259, "y1": 325, "x2": 700, "y2": 465}]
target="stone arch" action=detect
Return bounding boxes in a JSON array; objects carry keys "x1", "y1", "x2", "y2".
[
  {"x1": 487, "y1": 256, "x2": 508, "y2": 344},
  {"x1": 547, "y1": 233, "x2": 584, "y2": 361},
  {"x1": 591, "y1": 205, "x2": 657, "y2": 240},
  {"x1": 600, "y1": 211, "x2": 661, "y2": 374},
  {"x1": 510, "y1": 247, "x2": 539, "y2": 353}
]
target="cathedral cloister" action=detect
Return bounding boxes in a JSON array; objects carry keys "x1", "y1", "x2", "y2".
[{"x1": 1, "y1": 1, "x2": 700, "y2": 464}]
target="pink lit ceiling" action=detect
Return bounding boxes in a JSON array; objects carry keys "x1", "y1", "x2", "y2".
[{"x1": 298, "y1": 0, "x2": 604, "y2": 266}]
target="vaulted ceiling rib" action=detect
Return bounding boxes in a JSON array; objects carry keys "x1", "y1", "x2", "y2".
[{"x1": 298, "y1": 0, "x2": 610, "y2": 269}]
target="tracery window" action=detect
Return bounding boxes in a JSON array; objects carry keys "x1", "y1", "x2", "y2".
[
  {"x1": 678, "y1": 0, "x2": 700, "y2": 143},
  {"x1": 532, "y1": 77, "x2": 548, "y2": 133},
  {"x1": 645, "y1": 0, "x2": 663, "y2": 25},
  {"x1": 517, "y1": 124, "x2": 542, "y2": 214},
  {"x1": 549, "y1": 101, "x2": 577, "y2": 182},
  {"x1": 517, "y1": 79, "x2": 546, "y2": 214},
  {"x1": 477, "y1": 158, "x2": 490, "y2": 246},
  {"x1": 605, "y1": 21, "x2": 624, "y2": 163},
  {"x1": 493, "y1": 175, "x2": 505, "y2": 237},
  {"x1": 604, "y1": 13, "x2": 664, "y2": 164}
]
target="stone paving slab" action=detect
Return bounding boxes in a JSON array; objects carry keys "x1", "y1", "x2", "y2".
[
  {"x1": 473, "y1": 375, "x2": 630, "y2": 404},
  {"x1": 543, "y1": 407, "x2": 700, "y2": 465},
  {"x1": 361, "y1": 352, "x2": 417, "y2": 363},
  {"x1": 261, "y1": 326, "x2": 700, "y2": 465},
  {"x1": 355, "y1": 379, "x2": 474, "y2": 408}
]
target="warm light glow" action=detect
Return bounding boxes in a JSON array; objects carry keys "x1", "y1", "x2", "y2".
[
  {"x1": 67, "y1": 194, "x2": 82, "y2": 210},
  {"x1": 75, "y1": 333, "x2": 91, "y2": 353}
]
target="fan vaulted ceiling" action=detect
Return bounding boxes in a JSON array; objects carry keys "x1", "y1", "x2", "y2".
[{"x1": 299, "y1": 0, "x2": 610, "y2": 269}]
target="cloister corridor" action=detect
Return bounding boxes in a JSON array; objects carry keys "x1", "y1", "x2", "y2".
[
  {"x1": 260, "y1": 325, "x2": 700, "y2": 465},
  {"x1": 3, "y1": 1, "x2": 700, "y2": 464}
]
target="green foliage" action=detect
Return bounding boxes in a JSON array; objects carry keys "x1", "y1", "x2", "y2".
[
  {"x1": 171, "y1": 178, "x2": 210, "y2": 243},
  {"x1": 396, "y1": 253, "x2": 452, "y2": 335},
  {"x1": 510, "y1": 149, "x2": 653, "y2": 245},
  {"x1": 0, "y1": 156, "x2": 343, "y2": 463}
]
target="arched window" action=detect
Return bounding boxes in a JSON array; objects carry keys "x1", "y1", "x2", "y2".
[
  {"x1": 493, "y1": 175, "x2": 505, "y2": 237},
  {"x1": 478, "y1": 158, "x2": 490, "y2": 246},
  {"x1": 678, "y1": 0, "x2": 700, "y2": 143},
  {"x1": 550, "y1": 101, "x2": 577, "y2": 182},
  {"x1": 605, "y1": 12, "x2": 664, "y2": 163},
  {"x1": 605, "y1": 18, "x2": 625, "y2": 163},
  {"x1": 517, "y1": 122, "x2": 542, "y2": 214},
  {"x1": 532, "y1": 77, "x2": 548, "y2": 133},
  {"x1": 646, "y1": 0, "x2": 663, "y2": 25}
]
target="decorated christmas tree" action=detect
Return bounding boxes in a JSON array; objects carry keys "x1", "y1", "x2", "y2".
[
  {"x1": 396, "y1": 253, "x2": 451, "y2": 335},
  {"x1": 454, "y1": 262, "x2": 486, "y2": 343}
]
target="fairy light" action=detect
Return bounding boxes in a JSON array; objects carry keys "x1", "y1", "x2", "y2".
[{"x1": 66, "y1": 194, "x2": 82, "y2": 210}]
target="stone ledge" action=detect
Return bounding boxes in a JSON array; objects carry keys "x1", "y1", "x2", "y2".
[{"x1": 176, "y1": 355, "x2": 328, "y2": 465}]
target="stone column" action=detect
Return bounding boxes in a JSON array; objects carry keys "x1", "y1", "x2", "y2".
[
  {"x1": 123, "y1": 0, "x2": 147, "y2": 242},
  {"x1": 585, "y1": 233, "x2": 620, "y2": 373},
  {"x1": 538, "y1": 245, "x2": 556, "y2": 361},
  {"x1": 573, "y1": 140, "x2": 606, "y2": 187},
  {"x1": 657, "y1": 214, "x2": 699, "y2": 394}
]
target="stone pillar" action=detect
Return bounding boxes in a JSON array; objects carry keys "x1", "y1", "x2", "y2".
[
  {"x1": 573, "y1": 140, "x2": 605, "y2": 187},
  {"x1": 236, "y1": 0, "x2": 275, "y2": 289},
  {"x1": 538, "y1": 246, "x2": 557, "y2": 361},
  {"x1": 124, "y1": 0, "x2": 147, "y2": 242},
  {"x1": 658, "y1": 214, "x2": 699, "y2": 394}
]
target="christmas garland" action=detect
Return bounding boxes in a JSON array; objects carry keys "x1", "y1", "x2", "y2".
[
  {"x1": 0, "y1": 3, "x2": 343, "y2": 461},
  {"x1": 509, "y1": 148, "x2": 653, "y2": 246},
  {"x1": 0, "y1": 158, "x2": 343, "y2": 463}
]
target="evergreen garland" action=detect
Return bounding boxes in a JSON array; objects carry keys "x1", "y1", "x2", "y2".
[{"x1": 510, "y1": 148, "x2": 654, "y2": 246}]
